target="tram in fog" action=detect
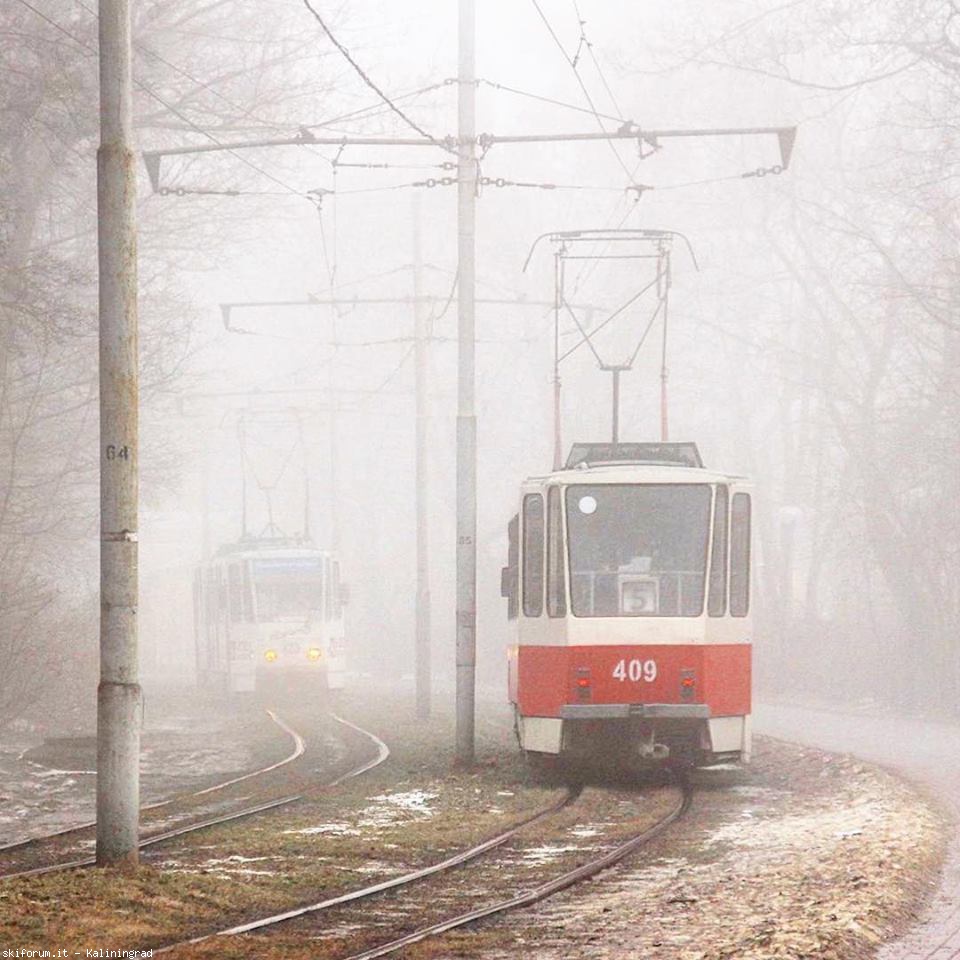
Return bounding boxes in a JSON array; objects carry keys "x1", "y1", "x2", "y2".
[
  {"x1": 502, "y1": 442, "x2": 752, "y2": 767},
  {"x1": 194, "y1": 538, "x2": 347, "y2": 697}
]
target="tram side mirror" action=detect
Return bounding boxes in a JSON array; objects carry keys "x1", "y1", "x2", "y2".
[
  {"x1": 500, "y1": 565, "x2": 513, "y2": 599},
  {"x1": 339, "y1": 583, "x2": 351, "y2": 607}
]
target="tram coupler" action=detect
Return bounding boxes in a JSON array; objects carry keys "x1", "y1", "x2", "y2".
[{"x1": 637, "y1": 726, "x2": 670, "y2": 761}]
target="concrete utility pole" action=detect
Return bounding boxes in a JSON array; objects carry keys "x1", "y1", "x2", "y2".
[
  {"x1": 96, "y1": 0, "x2": 141, "y2": 867},
  {"x1": 455, "y1": 0, "x2": 478, "y2": 766},
  {"x1": 413, "y1": 193, "x2": 432, "y2": 721}
]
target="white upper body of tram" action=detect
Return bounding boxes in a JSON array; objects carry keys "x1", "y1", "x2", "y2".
[{"x1": 194, "y1": 539, "x2": 347, "y2": 696}]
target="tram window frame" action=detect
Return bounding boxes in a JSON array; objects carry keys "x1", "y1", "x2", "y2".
[
  {"x1": 521, "y1": 494, "x2": 545, "y2": 618},
  {"x1": 707, "y1": 485, "x2": 729, "y2": 617},
  {"x1": 331, "y1": 560, "x2": 343, "y2": 619},
  {"x1": 547, "y1": 486, "x2": 567, "y2": 618},
  {"x1": 730, "y1": 492, "x2": 751, "y2": 617},
  {"x1": 228, "y1": 564, "x2": 243, "y2": 622},
  {"x1": 324, "y1": 557, "x2": 333, "y2": 620},
  {"x1": 241, "y1": 562, "x2": 254, "y2": 622},
  {"x1": 564, "y1": 483, "x2": 712, "y2": 618},
  {"x1": 504, "y1": 514, "x2": 519, "y2": 621}
]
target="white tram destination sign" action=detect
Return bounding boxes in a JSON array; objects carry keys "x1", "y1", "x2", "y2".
[{"x1": 252, "y1": 558, "x2": 323, "y2": 575}]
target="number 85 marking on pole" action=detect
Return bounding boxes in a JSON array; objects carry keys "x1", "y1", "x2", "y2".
[{"x1": 612, "y1": 658, "x2": 658, "y2": 683}]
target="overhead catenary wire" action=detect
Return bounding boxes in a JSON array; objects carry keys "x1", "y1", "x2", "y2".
[
  {"x1": 573, "y1": 0, "x2": 627, "y2": 120},
  {"x1": 528, "y1": 0, "x2": 636, "y2": 183},
  {"x1": 299, "y1": 0, "x2": 452, "y2": 153},
  {"x1": 303, "y1": 80, "x2": 452, "y2": 133},
  {"x1": 477, "y1": 78, "x2": 626, "y2": 125}
]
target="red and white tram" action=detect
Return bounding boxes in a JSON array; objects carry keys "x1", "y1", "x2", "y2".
[{"x1": 503, "y1": 442, "x2": 752, "y2": 767}]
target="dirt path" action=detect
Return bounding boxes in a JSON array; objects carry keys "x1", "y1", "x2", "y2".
[{"x1": 756, "y1": 702, "x2": 960, "y2": 960}]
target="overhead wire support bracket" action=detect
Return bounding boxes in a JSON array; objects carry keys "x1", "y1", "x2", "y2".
[{"x1": 141, "y1": 125, "x2": 795, "y2": 195}]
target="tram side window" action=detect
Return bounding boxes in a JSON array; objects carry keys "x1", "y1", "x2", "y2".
[
  {"x1": 503, "y1": 514, "x2": 519, "y2": 621},
  {"x1": 228, "y1": 565, "x2": 243, "y2": 622},
  {"x1": 547, "y1": 486, "x2": 567, "y2": 618},
  {"x1": 331, "y1": 560, "x2": 343, "y2": 619},
  {"x1": 323, "y1": 557, "x2": 332, "y2": 620},
  {"x1": 708, "y1": 486, "x2": 729, "y2": 617},
  {"x1": 522, "y1": 494, "x2": 544, "y2": 617},
  {"x1": 242, "y1": 563, "x2": 254, "y2": 622},
  {"x1": 730, "y1": 493, "x2": 751, "y2": 617}
]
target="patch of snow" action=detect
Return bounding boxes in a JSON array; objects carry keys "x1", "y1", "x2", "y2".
[
  {"x1": 523, "y1": 844, "x2": 582, "y2": 865},
  {"x1": 705, "y1": 798, "x2": 884, "y2": 850},
  {"x1": 369, "y1": 790, "x2": 437, "y2": 814},
  {"x1": 729, "y1": 785, "x2": 786, "y2": 798},
  {"x1": 203, "y1": 855, "x2": 274, "y2": 865},
  {"x1": 284, "y1": 822, "x2": 361, "y2": 836},
  {"x1": 570, "y1": 826, "x2": 604, "y2": 839}
]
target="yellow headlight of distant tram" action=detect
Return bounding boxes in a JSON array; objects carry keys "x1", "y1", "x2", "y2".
[
  {"x1": 307, "y1": 647, "x2": 322, "y2": 662},
  {"x1": 264, "y1": 649, "x2": 278, "y2": 662}
]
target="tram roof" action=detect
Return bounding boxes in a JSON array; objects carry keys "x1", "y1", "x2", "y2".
[
  {"x1": 517, "y1": 441, "x2": 750, "y2": 486},
  {"x1": 524, "y1": 462, "x2": 746, "y2": 486},
  {"x1": 211, "y1": 539, "x2": 336, "y2": 561}
]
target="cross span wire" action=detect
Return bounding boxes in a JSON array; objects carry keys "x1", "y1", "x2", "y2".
[
  {"x1": 528, "y1": 0, "x2": 636, "y2": 183},
  {"x1": 299, "y1": 0, "x2": 452, "y2": 153}
]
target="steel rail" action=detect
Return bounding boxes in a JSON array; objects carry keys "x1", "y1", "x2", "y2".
[
  {"x1": 0, "y1": 713, "x2": 388, "y2": 882},
  {"x1": 343, "y1": 777, "x2": 693, "y2": 960},
  {"x1": 154, "y1": 784, "x2": 582, "y2": 954},
  {"x1": 0, "y1": 707, "x2": 304, "y2": 854}
]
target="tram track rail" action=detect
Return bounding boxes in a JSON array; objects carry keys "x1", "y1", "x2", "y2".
[
  {"x1": 344, "y1": 774, "x2": 692, "y2": 960},
  {"x1": 0, "y1": 711, "x2": 388, "y2": 882},
  {"x1": 154, "y1": 773, "x2": 691, "y2": 959},
  {"x1": 0, "y1": 708, "x2": 305, "y2": 856}
]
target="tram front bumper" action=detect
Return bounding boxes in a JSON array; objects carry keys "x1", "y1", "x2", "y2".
[{"x1": 559, "y1": 703, "x2": 710, "y2": 720}]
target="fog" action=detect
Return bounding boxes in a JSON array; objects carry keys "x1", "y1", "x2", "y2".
[{"x1": 2, "y1": 0, "x2": 958, "y2": 729}]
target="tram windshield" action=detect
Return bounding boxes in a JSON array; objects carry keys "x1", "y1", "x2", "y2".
[
  {"x1": 252, "y1": 557, "x2": 323, "y2": 621},
  {"x1": 565, "y1": 484, "x2": 711, "y2": 617}
]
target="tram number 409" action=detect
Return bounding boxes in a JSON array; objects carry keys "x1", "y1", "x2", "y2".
[{"x1": 612, "y1": 658, "x2": 658, "y2": 683}]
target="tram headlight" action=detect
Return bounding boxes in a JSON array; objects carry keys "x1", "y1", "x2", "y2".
[
  {"x1": 307, "y1": 647, "x2": 322, "y2": 662},
  {"x1": 264, "y1": 649, "x2": 278, "y2": 663}
]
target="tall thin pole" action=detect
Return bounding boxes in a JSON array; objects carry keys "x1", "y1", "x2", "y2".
[
  {"x1": 552, "y1": 250, "x2": 563, "y2": 471},
  {"x1": 201, "y1": 443, "x2": 211, "y2": 560},
  {"x1": 413, "y1": 192, "x2": 432, "y2": 720},
  {"x1": 611, "y1": 368, "x2": 621, "y2": 444},
  {"x1": 455, "y1": 0, "x2": 478, "y2": 766},
  {"x1": 96, "y1": 0, "x2": 141, "y2": 868},
  {"x1": 659, "y1": 251, "x2": 671, "y2": 442}
]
